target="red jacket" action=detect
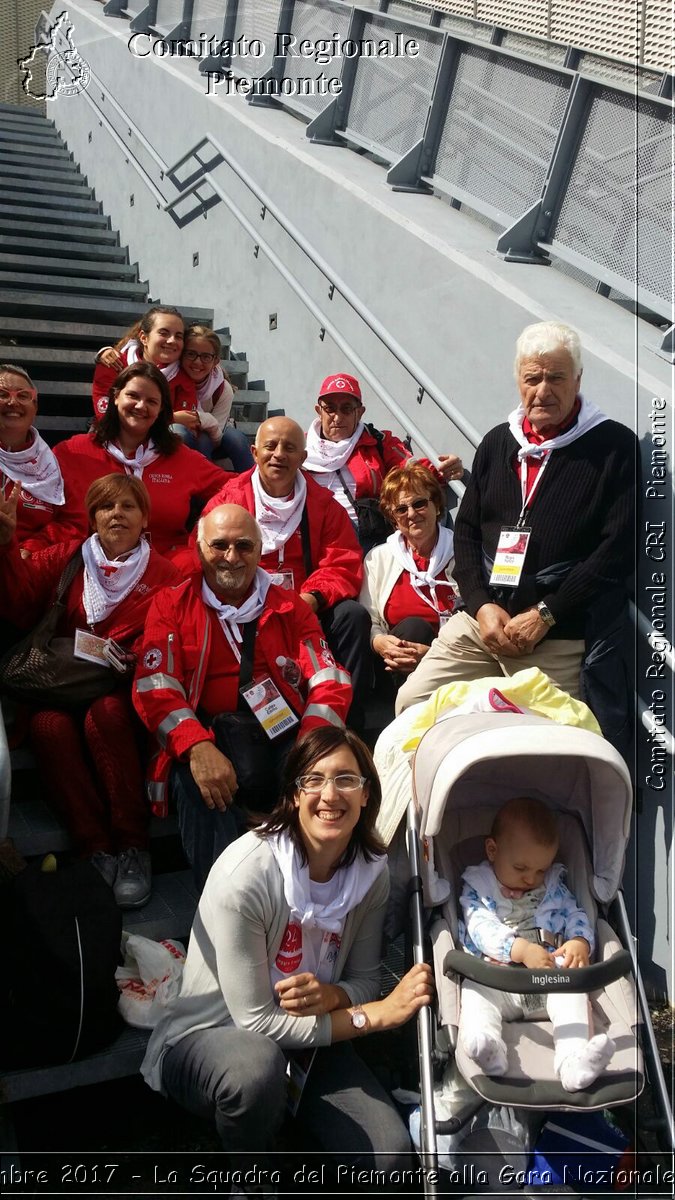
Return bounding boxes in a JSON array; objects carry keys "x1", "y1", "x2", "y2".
[
  {"x1": 132, "y1": 573, "x2": 353, "y2": 816},
  {"x1": 1, "y1": 474, "x2": 58, "y2": 554},
  {"x1": 92, "y1": 352, "x2": 198, "y2": 418},
  {"x1": 29, "y1": 434, "x2": 229, "y2": 559},
  {"x1": 0, "y1": 537, "x2": 179, "y2": 651},
  {"x1": 201, "y1": 469, "x2": 363, "y2": 607},
  {"x1": 309, "y1": 425, "x2": 442, "y2": 499}
]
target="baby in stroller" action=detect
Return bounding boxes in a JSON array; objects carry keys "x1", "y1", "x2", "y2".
[{"x1": 459, "y1": 796, "x2": 615, "y2": 1092}]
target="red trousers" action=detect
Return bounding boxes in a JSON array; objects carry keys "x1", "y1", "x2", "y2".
[{"x1": 29, "y1": 691, "x2": 149, "y2": 856}]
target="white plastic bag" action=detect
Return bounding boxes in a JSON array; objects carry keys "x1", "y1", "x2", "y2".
[{"x1": 115, "y1": 932, "x2": 186, "y2": 1029}]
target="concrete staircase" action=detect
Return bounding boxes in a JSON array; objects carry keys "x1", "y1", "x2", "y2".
[
  {"x1": 0, "y1": 100, "x2": 271, "y2": 1148},
  {"x1": 0, "y1": 100, "x2": 269, "y2": 444}
]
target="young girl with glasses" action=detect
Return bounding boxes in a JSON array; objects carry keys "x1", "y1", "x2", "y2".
[{"x1": 180, "y1": 325, "x2": 253, "y2": 470}]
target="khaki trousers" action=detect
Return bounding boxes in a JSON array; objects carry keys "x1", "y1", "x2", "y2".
[{"x1": 395, "y1": 611, "x2": 584, "y2": 714}]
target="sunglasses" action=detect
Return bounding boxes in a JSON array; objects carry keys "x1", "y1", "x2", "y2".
[
  {"x1": 318, "y1": 400, "x2": 361, "y2": 417},
  {"x1": 393, "y1": 497, "x2": 430, "y2": 517}
]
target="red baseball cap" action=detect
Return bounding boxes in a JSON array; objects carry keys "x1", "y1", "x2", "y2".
[{"x1": 318, "y1": 373, "x2": 362, "y2": 401}]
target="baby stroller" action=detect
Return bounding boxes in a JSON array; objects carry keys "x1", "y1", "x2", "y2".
[{"x1": 405, "y1": 708, "x2": 674, "y2": 1193}]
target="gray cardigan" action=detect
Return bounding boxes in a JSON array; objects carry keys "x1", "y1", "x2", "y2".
[{"x1": 142, "y1": 831, "x2": 390, "y2": 1092}]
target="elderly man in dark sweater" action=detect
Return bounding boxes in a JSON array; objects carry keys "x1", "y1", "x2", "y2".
[{"x1": 396, "y1": 322, "x2": 638, "y2": 726}]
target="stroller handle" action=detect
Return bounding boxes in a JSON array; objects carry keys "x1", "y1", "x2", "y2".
[{"x1": 443, "y1": 948, "x2": 632, "y2": 993}]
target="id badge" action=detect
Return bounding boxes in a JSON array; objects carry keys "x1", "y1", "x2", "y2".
[
  {"x1": 74, "y1": 629, "x2": 111, "y2": 667},
  {"x1": 271, "y1": 570, "x2": 295, "y2": 591},
  {"x1": 438, "y1": 610, "x2": 452, "y2": 628},
  {"x1": 489, "y1": 526, "x2": 531, "y2": 589},
  {"x1": 241, "y1": 676, "x2": 299, "y2": 740}
]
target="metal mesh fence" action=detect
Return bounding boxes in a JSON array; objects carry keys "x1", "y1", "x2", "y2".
[
  {"x1": 554, "y1": 88, "x2": 674, "y2": 308},
  {"x1": 432, "y1": 46, "x2": 570, "y2": 221},
  {"x1": 281, "y1": 0, "x2": 350, "y2": 115},
  {"x1": 344, "y1": 17, "x2": 443, "y2": 158},
  {"x1": 189, "y1": 0, "x2": 227, "y2": 42},
  {"x1": 576, "y1": 50, "x2": 664, "y2": 92},
  {"x1": 437, "y1": 12, "x2": 493, "y2": 40},
  {"x1": 500, "y1": 29, "x2": 567, "y2": 65},
  {"x1": 231, "y1": 0, "x2": 283, "y2": 77},
  {"x1": 154, "y1": 0, "x2": 186, "y2": 33}
]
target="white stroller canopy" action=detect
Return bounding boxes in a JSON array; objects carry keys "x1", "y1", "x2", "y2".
[{"x1": 412, "y1": 712, "x2": 632, "y2": 904}]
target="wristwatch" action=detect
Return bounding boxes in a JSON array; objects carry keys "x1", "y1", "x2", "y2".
[
  {"x1": 349, "y1": 1005, "x2": 368, "y2": 1031},
  {"x1": 536, "y1": 600, "x2": 556, "y2": 628}
]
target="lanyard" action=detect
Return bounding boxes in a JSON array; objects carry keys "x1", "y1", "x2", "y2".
[{"x1": 517, "y1": 451, "x2": 551, "y2": 527}]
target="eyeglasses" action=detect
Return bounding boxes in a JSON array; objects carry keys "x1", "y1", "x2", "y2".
[
  {"x1": 203, "y1": 538, "x2": 258, "y2": 554},
  {"x1": 184, "y1": 350, "x2": 217, "y2": 365},
  {"x1": 318, "y1": 401, "x2": 361, "y2": 417},
  {"x1": 393, "y1": 497, "x2": 430, "y2": 517},
  {"x1": 296, "y1": 773, "x2": 367, "y2": 794},
  {"x1": 0, "y1": 388, "x2": 36, "y2": 404}
]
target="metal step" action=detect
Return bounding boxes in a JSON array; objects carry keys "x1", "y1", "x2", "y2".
[
  {"x1": 0, "y1": 101, "x2": 55, "y2": 121},
  {"x1": 1, "y1": 1024, "x2": 151, "y2": 1104},
  {"x1": 0, "y1": 252, "x2": 137, "y2": 281},
  {"x1": 0, "y1": 272, "x2": 148, "y2": 300},
  {"x1": 0, "y1": 174, "x2": 94, "y2": 198},
  {"x1": 0, "y1": 235, "x2": 128, "y2": 262},
  {"x1": 0, "y1": 344, "x2": 112, "y2": 375},
  {"x1": 0, "y1": 288, "x2": 211, "y2": 325},
  {"x1": 0, "y1": 159, "x2": 85, "y2": 183},
  {"x1": 0, "y1": 202, "x2": 109, "y2": 226},
  {"x1": 0, "y1": 118, "x2": 60, "y2": 138},
  {"x1": 0, "y1": 140, "x2": 71, "y2": 161},
  {"x1": 0, "y1": 218, "x2": 119, "y2": 243},
  {"x1": 0, "y1": 315, "x2": 131, "y2": 345},
  {"x1": 35, "y1": 416, "x2": 90, "y2": 441},
  {"x1": 0, "y1": 129, "x2": 64, "y2": 148}
]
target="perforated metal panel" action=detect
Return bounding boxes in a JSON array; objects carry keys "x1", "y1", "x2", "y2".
[
  {"x1": 281, "y1": 0, "x2": 351, "y2": 115},
  {"x1": 576, "y1": 51, "x2": 663, "y2": 93},
  {"x1": 643, "y1": 0, "x2": 674, "y2": 71},
  {"x1": 232, "y1": 0, "x2": 282, "y2": 77},
  {"x1": 432, "y1": 46, "x2": 570, "y2": 222},
  {"x1": 154, "y1": 0, "x2": 185, "y2": 33},
  {"x1": 501, "y1": 29, "x2": 567, "y2": 65},
  {"x1": 344, "y1": 17, "x2": 443, "y2": 159},
  {"x1": 479, "y1": 0, "x2": 548, "y2": 38},
  {"x1": 553, "y1": 89, "x2": 674, "y2": 308},
  {"x1": 189, "y1": 0, "x2": 227, "y2": 42},
  {"x1": 428, "y1": 0, "x2": 673, "y2": 70},
  {"x1": 438, "y1": 13, "x2": 493, "y2": 41},
  {"x1": 386, "y1": 0, "x2": 433, "y2": 21}
]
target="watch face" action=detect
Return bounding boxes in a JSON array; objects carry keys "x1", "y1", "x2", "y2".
[{"x1": 351, "y1": 1009, "x2": 367, "y2": 1029}]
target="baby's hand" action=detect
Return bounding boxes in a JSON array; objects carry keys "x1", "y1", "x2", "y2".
[
  {"x1": 511, "y1": 938, "x2": 555, "y2": 970},
  {"x1": 555, "y1": 938, "x2": 590, "y2": 969}
]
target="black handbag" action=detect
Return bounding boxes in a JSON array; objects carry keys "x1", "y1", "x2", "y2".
[
  {"x1": 209, "y1": 620, "x2": 295, "y2": 813},
  {"x1": 0, "y1": 548, "x2": 119, "y2": 710}
]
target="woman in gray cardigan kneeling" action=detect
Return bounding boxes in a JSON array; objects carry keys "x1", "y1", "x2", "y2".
[{"x1": 142, "y1": 726, "x2": 432, "y2": 1183}]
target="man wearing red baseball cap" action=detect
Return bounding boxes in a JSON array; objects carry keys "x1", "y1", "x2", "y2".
[{"x1": 304, "y1": 372, "x2": 463, "y2": 552}]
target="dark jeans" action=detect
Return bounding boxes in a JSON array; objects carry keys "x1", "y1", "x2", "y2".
[
  {"x1": 320, "y1": 599, "x2": 371, "y2": 732},
  {"x1": 376, "y1": 616, "x2": 437, "y2": 701},
  {"x1": 171, "y1": 760, "x2": 249, "y2": 893},
  {"x1": 162, "y1": 1029, "x2": 412, "y2": 1182}
]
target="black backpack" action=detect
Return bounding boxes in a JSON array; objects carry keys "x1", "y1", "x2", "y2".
[{"x1": 0, "y1": 858, "x2": 123, "y2": 1068}]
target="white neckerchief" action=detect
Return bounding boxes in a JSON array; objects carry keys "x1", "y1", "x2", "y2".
[
  {"x1": 201, "y1": 567, "x2": 273, "y2": 662},
  {"x1": 387, "y1": 527, "x2": 456, "y2": 614},
  {"x1": 507, "y1": 396, "x2": 608, "y2": 516},
  {"x1": 123, "y1": 339, "x2": 180, "y2": 383},
  {"x1": 196, "y1": 364, "x2": 226, "y2": 407},
  {"x1": 268, "y1": 830, "x2": 387, "y2": 933},
  {"x1": 105, "y1": 438, "x2": 161, "y2": 479},
  {"x1": 0, "y1": 428, "x2": 64, "y2": 506},
  {"x1": 304, "y1": 417, "x2": 365, "y2": 474},
  {"x1": 81, "y1": 533, "x2": 150, "y2": 625},
  {"x1": 251, "y1": 468, "x2": 307, "y2": 556},
  {"x1": 508, "y1": 395, "x2": 608, "y2": 462}
]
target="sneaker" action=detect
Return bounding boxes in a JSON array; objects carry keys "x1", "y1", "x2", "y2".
[
  {"x1": 90, "y1": 851, "x2": 118, "y2": 888},
  {"x1": 114, "y1": 848, "x2": 152, "y2": 909}
]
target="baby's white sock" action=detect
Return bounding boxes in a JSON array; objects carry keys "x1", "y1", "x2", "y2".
[
  {"x1": 558, "y1": 1033, "x2": 615, "y2": 1092},
  {"x1": 461, "y1": 1028, "x2": 508, "y2": 1076}
]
